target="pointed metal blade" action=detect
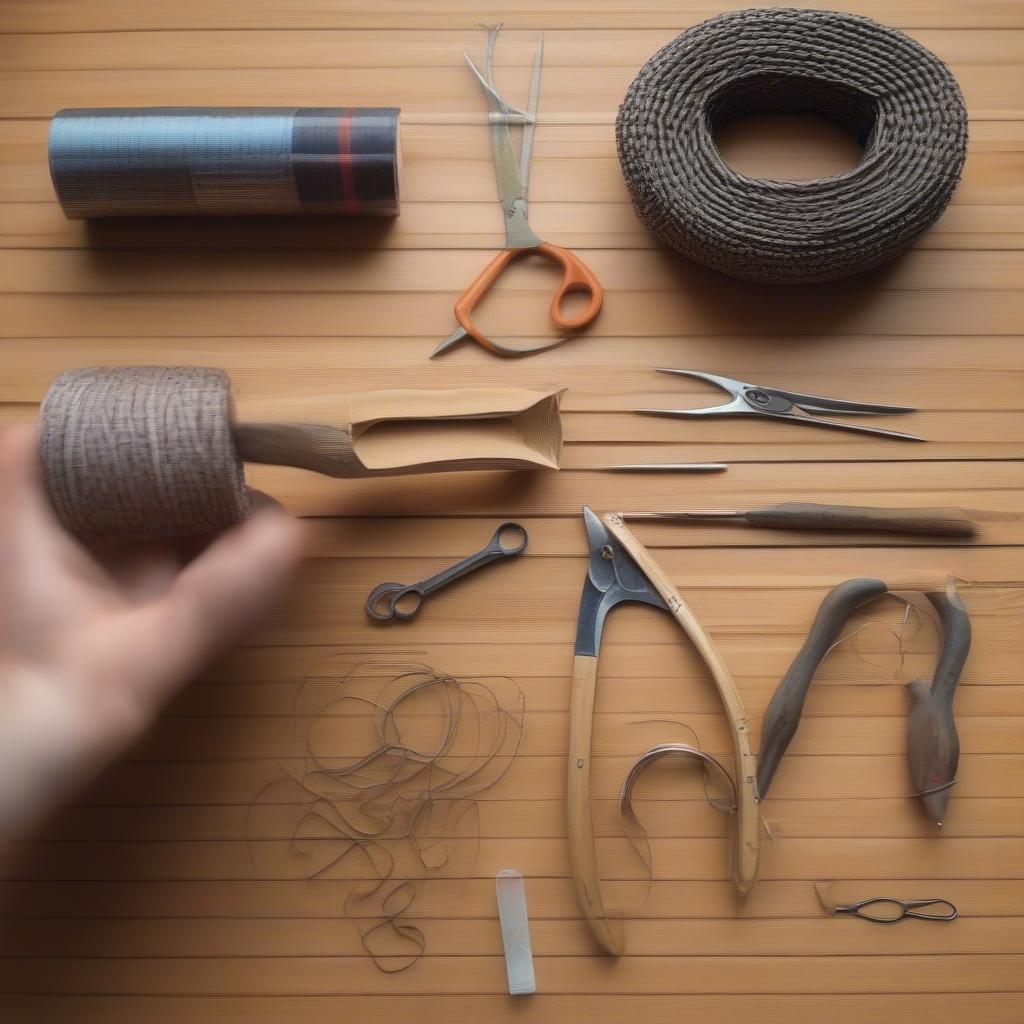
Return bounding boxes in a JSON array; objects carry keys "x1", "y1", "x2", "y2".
[
  {"x1": 519, "y1": 36, "x2": 543, "y2": 195},
  {"x1": 582, "y1": 505, "x2": 615, "y2": 591},
  {"x1": 575, "y1": 507, "x2": 669, "y2": 657},
  {"x1": 430, "y1": 327, "x2": 468, "y2": 358}
]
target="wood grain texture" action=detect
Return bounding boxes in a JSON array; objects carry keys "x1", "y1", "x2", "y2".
[{"x1": 1, "y1": 2, "x2": 1023, "y2": 1021}]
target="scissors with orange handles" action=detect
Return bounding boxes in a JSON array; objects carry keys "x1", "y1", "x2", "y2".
[{"x1": 431, "y1": 26, "x2": 604, "y2": 358}]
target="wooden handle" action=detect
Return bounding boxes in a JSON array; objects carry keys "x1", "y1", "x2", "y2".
[
  {"x1": 453, "y1": 245, "x2": 603, "y2": 354},
  {"x1": 907, "y1": 590, "x2": 972, "y2": 825},
  {"x1": 567, "y1": 654, "x2": 624, "y2": 956},
  {"x1": 232, "y1": 422, "x2": 362, "y2": 478},
  {"x1": 603, "y1": 514, "x2": 761, "y2": 898},
  {"x1": 757, "y1": 578, "x2": 888, "y2": 799},
  {"x1": 745, "y1": 503, "x2": 977, "y2": 538}
]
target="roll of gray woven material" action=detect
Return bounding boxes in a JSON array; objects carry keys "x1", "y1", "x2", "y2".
[
  {"x1": 49, "y1": 107, "x2": 400, "y2": 218},
  {"x1": 616, "y1": 9, "x2": 968, "y2": 284},
  {"x1": 39, "y1": 367, "x2": 249, "y2": 539}
]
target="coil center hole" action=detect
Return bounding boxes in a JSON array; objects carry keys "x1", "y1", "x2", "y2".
[{"x1": 707, "y1": 73, "x2": 876, "y2": 182}]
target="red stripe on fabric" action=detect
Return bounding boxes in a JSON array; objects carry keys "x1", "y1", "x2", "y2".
[{"x1": 337, "y1": 110, "x2": 360, "y2": 214}]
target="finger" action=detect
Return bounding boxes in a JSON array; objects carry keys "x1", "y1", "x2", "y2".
[
  {"x1": 0, "y1": 421, "x2": 47, "y2": 515},
  {"x1": 246, "y1": 487, "x2": 285, "y2": 513},
  {"x1": 0, "y1": 421, "x2": 97, "y2": 578},
  {"x1": 146, "y1": 507, "x2": 306, "y2": 692}
]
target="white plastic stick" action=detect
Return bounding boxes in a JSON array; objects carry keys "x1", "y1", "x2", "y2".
[{"x1": 496, "y1": 869, "x2": 536, "y2": 995}]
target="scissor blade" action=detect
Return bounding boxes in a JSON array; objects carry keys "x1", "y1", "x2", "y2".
[
  {"x1": 430, "y1": 327, "x2": 468, "y2": 358},
  {"x1": 764, "y1": 410, "x2": 926, "y2": 441},
  {"x1": 464, "y1": 51, "x2": 527, "y2": 208},
  {"x1": 655, "y1": 368, "x2": 749, "y2": 394},
  {"x1": 583, "y1": 505, "x2": 616, "y2": 591},
  {"x1": 780, "y1": 388, "x2": 917, "y2": 416},
  {"x1": 576, "y1": 507, "x2": 667, "y2": 657},
  {"x1": 519, "y1": 36, "x2": 543, "y2": 194},
  {"x1": 635, "y1": 397, "x2": 751, "y2": 417}
]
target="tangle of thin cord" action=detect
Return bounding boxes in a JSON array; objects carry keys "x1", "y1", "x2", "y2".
[
  {"x1": 245, "y1": 661, "x2": 525, "y2": 972},
  {"x1": 618, "y1": 720, "x2": 737, "y2": 884}
]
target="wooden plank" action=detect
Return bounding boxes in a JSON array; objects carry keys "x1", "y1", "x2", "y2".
[
  {"x1": 2, "y1": 289, "x2": 1021, "y2": 341},
  {"x1": 5, "y1": 149, "x2": 1024, "y2": 204},
  {"x1": 4, "y1": 877, "x2": 1021, "y2": 921},
  {"x1": 1, "y1": 953, "x2": 1023, "y2": 995},
  {"x1": 5, "y1": 200, "x2": 1024, "y2": 252},
  {"x1": 167, "y1": 679, "x2": 1024, "y2": 717},
  {"x1": 5, "y1": 249, "x2": 1024, "y2": 296},
  {"x1": 4, "y1": 994, "x2": 1024, "y2": 1024},
  {"x1": 3, "y1": 62, "x2": 1022, "y2": 119},
  {"x1": 1, "y1": 914, "x2": 1020, "y2": 958},
  {"x1": 9, "y1": 836, "x2": 1024, "y2": 882},
  {"x1": 28, "y1": 797, "x2": 1024, "y2": 841},
  {"x1": 28, "y1": 753, "x2": 1024, "y2": 807},
  {"x1": 3, "y1": 29, "x2": 1021, "y2": 72},
  {"x1": 198, "y1": 647, "x2": 1024, "y2": 689},
  {"x1": 1, "y1": 335, "x2": 1020, "y2": 404},
  {"x1": 74, "y1": 713, "x2": 1024, "y2": 761},
  {"x1": 3, "y1": 1, "x2": 1023, "y2": 31}
]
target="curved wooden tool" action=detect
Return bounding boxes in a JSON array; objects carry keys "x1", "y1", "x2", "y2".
[
  {"x1": 568, "y1": 653, "x2": 625, "y2": 957},
  {"x1": 603, "y1": 515, "x2": 761, "y2": 901},
  {"x1": 757, "y1": 578, "x2": 888, "y2": 798},
  {"x1": 568, "y1": 509, "x2": 761, "y2": 955},
  {"x1": 907, "y1": 590, "x2": 972, "y2": 826}
]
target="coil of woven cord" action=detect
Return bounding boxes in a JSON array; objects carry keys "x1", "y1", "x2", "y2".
[
  {"x1": 615, "y1": 9, "x2": 968, "y2": 283},
  {"x1": 49, "y1": 107, "x2": 400, "y2": 218}
]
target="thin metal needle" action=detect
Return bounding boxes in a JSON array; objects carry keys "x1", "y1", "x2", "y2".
[{"x1": 608, "y1": 463, "x2": 728, "y2": 473}]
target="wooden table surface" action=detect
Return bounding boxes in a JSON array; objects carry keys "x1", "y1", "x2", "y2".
[{"x1": 2, "y1": 2, "x2": 1024, "y2": 1021}]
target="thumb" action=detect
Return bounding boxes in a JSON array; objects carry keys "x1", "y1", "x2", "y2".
[{"x1": 150, "y1": 507, "x2": 306, "y2": 690}]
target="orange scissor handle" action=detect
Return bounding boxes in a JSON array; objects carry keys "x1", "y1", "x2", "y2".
[
  {"x1": 538, "y1": 242, "x2": 604, "y2": 330},
  {"x1": 454, "y1": 242, "x2": 604, "y2": 354}
]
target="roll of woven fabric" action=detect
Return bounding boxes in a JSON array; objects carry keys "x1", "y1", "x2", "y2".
[
  {"x1": 38, "y1": 366, "x2": 249, "y2": 540},
  {"x1": 49, "y1": 107, "x2": 400, "y2": 218},
  {"x1": 615, "y1": 9, "x2": 968, "y2": 283}
]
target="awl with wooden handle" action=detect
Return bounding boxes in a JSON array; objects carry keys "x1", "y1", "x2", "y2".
[{"x1": 622, "y1": 503, "x2": 977, "y2": 538}]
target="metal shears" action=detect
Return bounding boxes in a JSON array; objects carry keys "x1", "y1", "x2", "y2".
[
  {"x1": 431, "y1": 26, "x2": 604, "y2": 358},
  {"x1": 638, "y1": 368, "x2": 924, "y2": 441}
]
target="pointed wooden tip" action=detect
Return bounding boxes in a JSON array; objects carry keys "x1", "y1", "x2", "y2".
[
  {"x1": 590, "y1": 917, "x2": 624, "y2": 957},
  {"x1": 923, "y1": 787, "x2": 952, "y2": 826}
]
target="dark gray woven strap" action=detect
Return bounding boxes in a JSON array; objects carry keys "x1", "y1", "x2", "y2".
[
  {"x1": 38, "y1": 366, "x2": 249, "y2": 539},
  {"x1": 615, "y1": 8, "x2": 968, "y2": 283}
]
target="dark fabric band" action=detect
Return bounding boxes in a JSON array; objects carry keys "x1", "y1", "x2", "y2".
[{"x1": 49, "y1": 107, "x2": 400, "y2": 218}]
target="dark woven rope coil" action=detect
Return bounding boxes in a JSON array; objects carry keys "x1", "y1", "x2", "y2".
[{"x1": 615, "y1": 8, "x2": 968, "y2": 283}]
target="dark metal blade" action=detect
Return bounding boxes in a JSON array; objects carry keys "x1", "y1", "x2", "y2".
[
  {"x1": 575, "y1": 507, "x2": 668, "y2": 656},
  {"x1": 583, "y1": 505, "x2": 616, "y2": 591}
]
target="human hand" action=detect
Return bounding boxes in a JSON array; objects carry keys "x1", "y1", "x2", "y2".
[{"x1": 0, "y1": 422, "x2": 306, "y2": 839}]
